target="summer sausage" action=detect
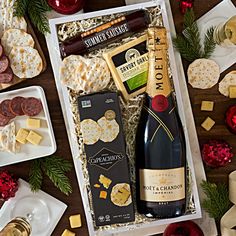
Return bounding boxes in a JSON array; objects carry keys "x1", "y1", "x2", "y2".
[
  {"x1": 0, "y1": 44, "x2": 3, "y2": 58},
  {"x1": 0, "y1": 113, "x2": 10, "y2": 126},
  {"x1": 0, "y1": 67, "x2": 13, "y2": 84},
  {"x1": 10, "y1": 96, "x2": 26, "y2": 116},
  {"x1": 21, "y1": 97, "x2": 43, "y2": 116},
  {"x1": 0, "y1": 56, "x2": 9, "y2": 73},
  {"x1": 0, "y1": 99, "x2": 15, "y2": 119}
]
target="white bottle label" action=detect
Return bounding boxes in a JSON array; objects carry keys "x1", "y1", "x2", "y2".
[{"x1": 139, "y1": 167, "x2": 185, "y2": 202}]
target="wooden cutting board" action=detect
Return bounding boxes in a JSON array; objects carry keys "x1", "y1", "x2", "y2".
[{"x1": 0, "y1": 17, "x2": 47, "y2": 91}]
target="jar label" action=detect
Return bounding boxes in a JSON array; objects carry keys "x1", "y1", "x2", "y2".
[{"x1": 139, "y1": 167, "x2": 185, "y2": 202}]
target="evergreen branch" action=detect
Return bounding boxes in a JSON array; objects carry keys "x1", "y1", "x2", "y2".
[
  {"x1": 29, "y1": 159, "x2": 43, "y2": 192},
  {"x1": 28, "y1": 0, "x2": 50, "y2": 34},
  {"x1": 173, "y1": 8, "x2": 216, "y2": 62},
  {"x1": 173, "y1": 35, "x2": 199, "y2": 61},
  {"x1": 184, "y1": 8, "x2": 195, "y2": 28},
  {"x1": 42, "y1": 162, "x2": 72, "y2": 196},
  {"x1": 203, "y1": 26, "x2": 216, "y2": 58},
  {"x1": 43, "y1": 156, "x2": 73, "y2": 173},
  {"x1": 14, "y1": 0, "x2": 29, "y2": 17},
  {"x1": 201, "y1": 180, "x2": 231, "y2": 222}
]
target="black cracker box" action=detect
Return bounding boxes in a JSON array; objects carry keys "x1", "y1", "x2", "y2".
[{"x1": 77, "y1": 91, "x2": 135, "y2": 226}]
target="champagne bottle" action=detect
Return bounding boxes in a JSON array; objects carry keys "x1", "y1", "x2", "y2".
[{"x1": 135, "y1": 27, "x2": 186, "y2": 218}]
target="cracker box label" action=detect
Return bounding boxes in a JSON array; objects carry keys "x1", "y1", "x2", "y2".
[{"x1": 78, "y1": 92, "x2": 135, "y2": 226}]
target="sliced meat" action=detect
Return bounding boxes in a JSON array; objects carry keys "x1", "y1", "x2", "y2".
[
  {"x1": 0, "y1": 56, "x2": 9, "y2": 73},
  {"x1": 0, "y1": 99, "x2": 16, "y2": 119},
  {"x1": 10, "y1": 96, "x2": 26, "y2": 116},
  {"x1": 0, "y1": 67, "x2": 13, "y2": 84},
  {"x1": 0, "y1": 113, "x2": 10, "y2": 127},
  {"x1": 21, "y1": 97, "x2": 43, "y2": 116},
  {"x1": 0, "y1": 44, "x2": 3, "y2": 58}
]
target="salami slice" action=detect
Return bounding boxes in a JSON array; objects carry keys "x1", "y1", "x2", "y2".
[
  {"x1": 0, "y1": 67, "x2": 13, "y2": 84},
  {"x1": 0, "y1": 45, "x2": 3, "y2": 58},
  {"x1": 21, "y1": 97, "x2": 43, "y2": 116},
  {"x1": 0, "y1": 56, "x2": 9, "y2": 73},
  {"x1": 10, "y1": 96, "x2": 26, "y2": 116},
  {"x1": 0, "y1": 113, "x2": 10, "y2": 127},
  {"x1": 0, "y1": 99, "x2": 15, "y2": 119}
]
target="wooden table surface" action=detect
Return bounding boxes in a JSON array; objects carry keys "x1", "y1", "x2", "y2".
[{"x1": 1, "y1": 0, "x2": 236, "y2": 235}]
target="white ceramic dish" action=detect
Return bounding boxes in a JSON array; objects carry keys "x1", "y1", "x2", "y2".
[
  {"x1": 0, "y1": 179, "x2": 67, "y2": 236},
  {"x1": 197, "y1": 0, "x2": 236, "y2": 73},
  {"x1": 0, "y1": 86, "x2": 57, "y2": 167}
]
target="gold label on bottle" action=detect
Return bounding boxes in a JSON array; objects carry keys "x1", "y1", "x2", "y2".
[
  {"x1": 146, "y1": 27, "x2": 172, "y2": 98},
  {"x1": 139, "y1": 167, "x2": 185, "y2": 202}
]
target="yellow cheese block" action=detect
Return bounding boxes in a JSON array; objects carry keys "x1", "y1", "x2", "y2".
[
  {"x1": 99, "y1": 191, "x2": 107, "y2": 199},
  {"x1": 99, "y1": 174, "x2": 112, "y2": 189},
  {"x1": 61, "y1": 229, "x2": 75, "y2": 236},
  {"x1": 201, "y1": 101, "x2": 214, "y2": 111},
  {"x1": 16, "y1": 128, "x2": 29, "y2": 144},
  {"x1": 27, "y1": 118, "x2": 41, "y2": 128},
  {"x1": 229, "y1": 86, "x2": 236, "y2": 98},
  {"x1": 26, "y1": 131, "x2": 42, "y2": 145},
  {"x1": 69, "y1": 214, "x2": 82, "y2": 228},
  {"x1": 201, "y1": 117, "x2": 215, "y2": 131}
]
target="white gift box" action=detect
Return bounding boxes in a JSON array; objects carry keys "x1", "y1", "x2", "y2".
[{"x1": 45, "y1": 1, "x2": 217, "y2": 235}]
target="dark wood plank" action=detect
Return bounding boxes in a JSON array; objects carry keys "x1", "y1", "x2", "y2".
[{"x1": 1, "y1": 0, "x2": 236, "y2": 235}]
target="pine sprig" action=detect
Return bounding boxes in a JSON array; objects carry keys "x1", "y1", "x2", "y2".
[
  {"x1": 29, "y1": 159, "x2": 43, "y2": 192},
  {"x1": 201, "y1": 180, "x2": 231, "y2": 222},
  {"x1": 173, "y1": 8, "x2": 216, "y2": 62},
  {"x1": 14, "y1": 0, "x2": 51, "y2": 35},
  {"x1": 14, "y1": 0, "x2": 29, "y2": 17},
  {"x1": 203, "y1": 26, "x2": 216, "y2": 58},
  {"x1": 42, "y1": 163, "x2": 72, "y2": 196},
  {"x1": 28, "y1": 156, "x2": 73, "y2": 195}
]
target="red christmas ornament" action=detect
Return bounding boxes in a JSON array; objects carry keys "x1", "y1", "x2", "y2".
[
  {"x1": 201, "y1": 140, "x2": 234, "y2": 168},
  {"x1": 0, "y1": 171, "x2": 19, "y2": 201},
  {"x1": 47, "y1": 0, "x2": 84, "y2": 15},
  {"x1": 179, "y1": 0, "x2": 194, "y2": 14},
  {"x1": 225, "y1": 105, "x2": 236, "y2": 134}
]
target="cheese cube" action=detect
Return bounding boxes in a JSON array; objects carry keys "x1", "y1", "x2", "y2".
[
  {"x1": 99, "y1": 175, "x2": 112, "y2": 189},
  {"x1": 16, "y1": 128, "x2": 29, "y2": 144},
  {"x1": 201, "y1": 101, "x2": 214, "y2": 111},
  {"x1": 94, "y1": 184, "x2": 100, "y2": 188},
  {"x1": 99, "y1": 191, "x2": 107, "y2": 199},
  {"x1": 229, "y1": 86, "x2": 236, "y2": 98},
  {"x1": 26, "y1": 131, "x2": 42, "y2": 145},
  {"x1": 69, "y1": 214, "x2": 82, "y2": 228},
  {"x1": 201, "y1": 117, "x2": 215, "y2": 131},
  {"x1": 61, "y1": 229, "x2": 75, "y2": 236},
  {"x1": 27, "y1": 118, "x2": 41, "y2": 128}
]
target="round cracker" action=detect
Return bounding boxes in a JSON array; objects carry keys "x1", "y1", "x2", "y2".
[
  {"x1": 110, "y1": 183, "x2": 132, "y2": 207},
  {"x1": 9, "y1": 46, "x2": 43, "y2": 78},
  {"x1": 0, "y1": 8, "x2": 27, "y2": 38},
  {"x1": 60, "y1": 55, "x2": 83, "y2": 91},
  {"x1": 187, "y1": 59, "x2": 220, "y2": 89},
  {"x1": 219, "y1": 71, "x2": 236, "y2": 97},
  {"x1": 75, "y1": 57, "x2": 110, "y2": 93},
  {"x1": 2, "y1": 29, "x2": 34, "y2": 55},
  {"x1": 80, "y1": 119, "x2": 101, "y2": 145},
  {"x1": 97, "y1": 116, "x2": 119, "y2": 143}
]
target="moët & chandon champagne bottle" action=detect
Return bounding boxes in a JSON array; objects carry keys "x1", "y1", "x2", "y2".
[{"x1": 135, "y1": 27, "x2": 186, "y2": 218}]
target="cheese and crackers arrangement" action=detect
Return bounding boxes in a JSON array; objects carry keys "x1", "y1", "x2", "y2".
[
  {"x1": 45, "y1": 1, "x2": 210, "y2": 235},
  {"x1": 0, "y1": 1, "x2": 46, "y2": 90},
  {"x1": 0, "y1": 86, "x2": 56, "y2": 167}
]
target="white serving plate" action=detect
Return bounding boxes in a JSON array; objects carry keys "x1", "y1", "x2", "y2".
[
  {"x1": 197, "y1": 0, "x2": 236, "y2": 73},
  {"x1": 0, "y1": 179, "x2": 67, "y2": 236},
  {"x1": 45, "y1": 1, "x2": 212, "y2": 235},
  {"x1": 0, "y1": 86, "x2": 57, "y2": 167}
]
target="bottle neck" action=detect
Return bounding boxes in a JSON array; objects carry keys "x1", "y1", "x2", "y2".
[{"x1": 146, "y1": 27, "x2": 172, "y2": 98}]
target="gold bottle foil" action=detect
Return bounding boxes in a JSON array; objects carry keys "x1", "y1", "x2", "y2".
[{"x1": 146, "y1": 27, "x2": 172, "y2": 98}]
